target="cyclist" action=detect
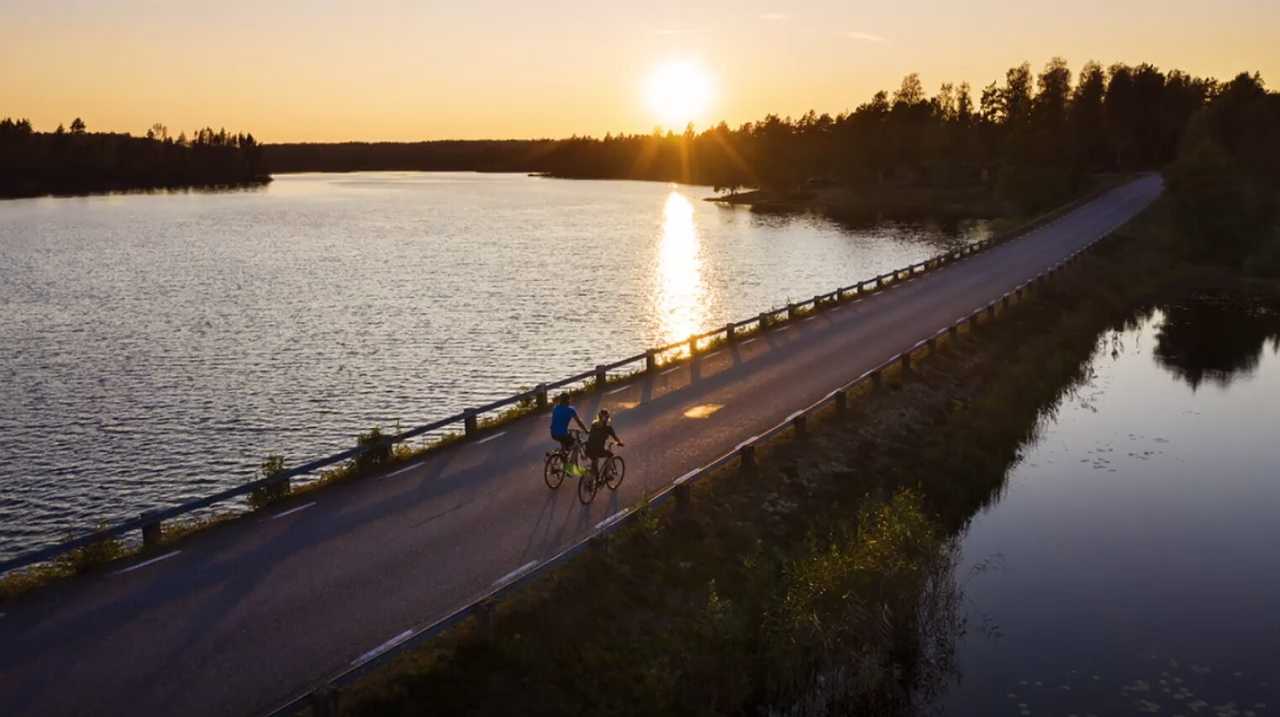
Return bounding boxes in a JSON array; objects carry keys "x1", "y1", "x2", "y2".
[
  {"x1": 586, "y1": 409, "x2": 624, "y2": 479},
  {"x1": 550, "y1": 394, "x2": 588, "y2": 455}
]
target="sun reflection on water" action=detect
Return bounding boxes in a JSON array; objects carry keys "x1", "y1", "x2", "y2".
[{"x1": 656, "y1": 190, "x2": 708, "y2": 346}]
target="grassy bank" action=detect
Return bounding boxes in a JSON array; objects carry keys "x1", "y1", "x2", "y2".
[
  {"x1": 712, "y1": 173, "x2": 1134, "y2": 233},
  {"x1": 328, "y1": 196, "x2": 1250, "y2": 716},
  {"x1": 712, "y1": 182, "x2": 1009, "y2": 224}
]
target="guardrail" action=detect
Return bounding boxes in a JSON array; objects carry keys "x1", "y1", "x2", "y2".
[
  {"x1": 266, "y1": 221, "x2": 1109, "y2": 717},
  {"x1": 0, "y1": 182, "x2": 1114, "y2": 584}
]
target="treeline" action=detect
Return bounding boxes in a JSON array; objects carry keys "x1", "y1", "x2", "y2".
[
  {"x1": 263, "y1": 59, "x2": 1276, "y2": 218},
  {"x1": 532, "y1": 59, "x2": 1223, "y2": 213},
  {"x1": 0, "y1": 118, "x2": 267, "y2": 198}
]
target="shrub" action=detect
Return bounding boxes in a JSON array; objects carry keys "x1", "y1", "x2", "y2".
[
  {"x1": 248, "y1": 454, "x2": 289, "y2": 509},
  {"x1": 354, "y1": 427, "x2": 393, "y2": 473},
  {"x1": 56, "y1": 525, "x2": 125, "y2": 574}
]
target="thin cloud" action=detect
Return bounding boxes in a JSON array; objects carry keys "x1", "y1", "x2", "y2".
[
  {"x1": 759, "y1": 12, "x2": 788, "y2": 21},
  {"x1": 845, "y1": 30, "x2": 890, "y2": 45}
]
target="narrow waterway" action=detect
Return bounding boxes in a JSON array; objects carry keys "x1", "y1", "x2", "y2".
[{"x1": 934, "y1": 295, "x2": 1280, "y2": 716}]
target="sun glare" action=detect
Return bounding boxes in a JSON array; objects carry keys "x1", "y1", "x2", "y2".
[
  {"x1": 646, "y1": 61, "x2": 714, "y2": 129},
  {"x1": 657, "y1": 191, "x2": 707, "y2": 345}
]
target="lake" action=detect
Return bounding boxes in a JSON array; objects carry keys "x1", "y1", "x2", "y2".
[
  {"x1": 934, "y1": 296, "x2": 1280, "y2": 715},
  {"x1": 0, "y1": 172, "x2": 991, "y2": 561}
]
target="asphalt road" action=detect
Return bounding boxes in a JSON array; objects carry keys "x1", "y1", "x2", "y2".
[{"x1": 0, "y1": 175, "x2": 1163, "y2": 717}]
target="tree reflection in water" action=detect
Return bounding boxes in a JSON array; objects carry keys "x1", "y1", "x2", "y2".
[{"x1": 1153, "y1": 293, "x2": 1280, "y2": 390}]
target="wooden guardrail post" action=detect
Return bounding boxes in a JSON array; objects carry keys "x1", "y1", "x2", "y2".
[
  {"x1": 475, "y1": 600, "x2": 496, "y2": 641},
  {"x1": 792, "y1": 414, "x2": 807, "y2": 435},
  {"x1": 901, "y1": 352, "x2": 913, "y2": 373},
  {"x1": 141, "y1": 512, "x2": 162, "y2": 548},
  {"x1": 595, "y1": 364, "x2": 607, "y2": 389},
  {"x1": 535, "y1": 384, "x2": 548, "y2": 407},
  {"x1": 926, "y1": 337, "x2": 936, "y2": 354},
  {"x1": 871, "y1": 370, "x2": 883, "y2": 390},
  {"x1": 309, "y1": 686, "x2": 340, "y2": 717},
  {"x1": 674, "y1": 481, "x2": 692, "y2": 514},
  {"x1": 739, "y1": 443, "x2": 756, "y2": 471},
  {"x1": 645, "y1": 350, "x2": 657, "y2": 373},
  {"x1": 687, "y1": 336, "x2": 697, "y2": 357},
  {"x1": 986, "y1": 304, "x2": 997, "y2": 319},
  {"x1": 812, "y1": 294, "x2": 822, "y2": 311},
  {"x1": 724, "y1": 323, "x2": 736, "y2": 344},
  {"x1": 464, "y1": 409, "x2": 478, "y2": 437},
  {"x1": 758, "y1": 312, "x2": 769, "y2": 331},
  {"x1": 948, "y1": 323, "x2": 960, "y2": 340},
  {"x1": 834, "y1": 390, "x2": 848, "y2": 414}
]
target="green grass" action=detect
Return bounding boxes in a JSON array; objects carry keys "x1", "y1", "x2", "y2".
[{"x1": 0, "y1": 526, "x2": 126, "y2": 602}]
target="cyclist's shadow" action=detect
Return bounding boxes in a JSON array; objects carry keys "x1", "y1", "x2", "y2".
[{"x1": 521, "y1": 487, "x2": 572, "y2": 561}]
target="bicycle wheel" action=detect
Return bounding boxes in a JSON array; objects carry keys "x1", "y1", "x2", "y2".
[
  {"x1": 577, "y1": 469, "x2": 598, "y2": 505},
  {"x1": 544, "y1": 452, "x2": 565, "y2": 489},
  {"x1": 605, "y1": 456, "x2": 626, "y2": 490}
]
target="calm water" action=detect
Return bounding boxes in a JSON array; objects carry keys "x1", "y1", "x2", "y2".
[
  {"x1": 0, "y1": 172, "x2": 990, "y2": 561},
  {"x1": 935, "y1": 297, "x2": 1280, "y2": 715}
]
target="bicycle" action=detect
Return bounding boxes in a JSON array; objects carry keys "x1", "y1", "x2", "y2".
[
  {"x1": 544, "y1": 429, "x2": 586, "y2": 490},
  {"x1": 577, "y1": 440, "x2": 625, "y2": 505}
]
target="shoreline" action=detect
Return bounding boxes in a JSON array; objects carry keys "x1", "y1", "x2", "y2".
[
  {"x1": 705, "y1": 183, "x2": 1016, "y2": 224},
  {"x1": 0, "y1": 176, "x2": 272, "y2": 201}
]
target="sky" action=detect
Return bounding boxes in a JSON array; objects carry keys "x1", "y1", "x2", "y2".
[{"x1": 1, "y1": 0, "x2": 1277, "y2": 142}]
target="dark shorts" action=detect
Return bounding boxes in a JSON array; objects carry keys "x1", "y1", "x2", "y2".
[{"x1": 552, "y1": 433, "x2": 575, "y2": 451}]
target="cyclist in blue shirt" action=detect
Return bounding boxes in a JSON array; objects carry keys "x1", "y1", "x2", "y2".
[{"x1": 550, "y1": 394, "x2": 588, "y2": 453}]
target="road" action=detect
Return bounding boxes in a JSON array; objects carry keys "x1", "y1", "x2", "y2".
[{"x1": 0, "y1": 175, "x2": 1163, "y2": 717}]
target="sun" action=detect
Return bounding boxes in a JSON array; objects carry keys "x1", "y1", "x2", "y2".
[{"x1": 646, "y1": 61, "x2": 714, "y2": 129}]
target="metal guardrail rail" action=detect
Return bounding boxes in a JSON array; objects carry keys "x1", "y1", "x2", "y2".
[{"x1": 0, "y1": 183, "x2": 1112, "y2": 583}]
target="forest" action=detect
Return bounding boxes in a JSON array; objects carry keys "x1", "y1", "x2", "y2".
[
  {"x1": 0, "y1": 119, "x2": 266, "y2": 197},
  {"x1": 267, "y1": 63, "x2": 1273, "y2": 212}
]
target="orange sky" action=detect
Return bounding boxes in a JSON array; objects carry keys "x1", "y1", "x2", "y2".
[{"x1": 2, "y1": 0, "x2": 1277, "y2": 142}]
